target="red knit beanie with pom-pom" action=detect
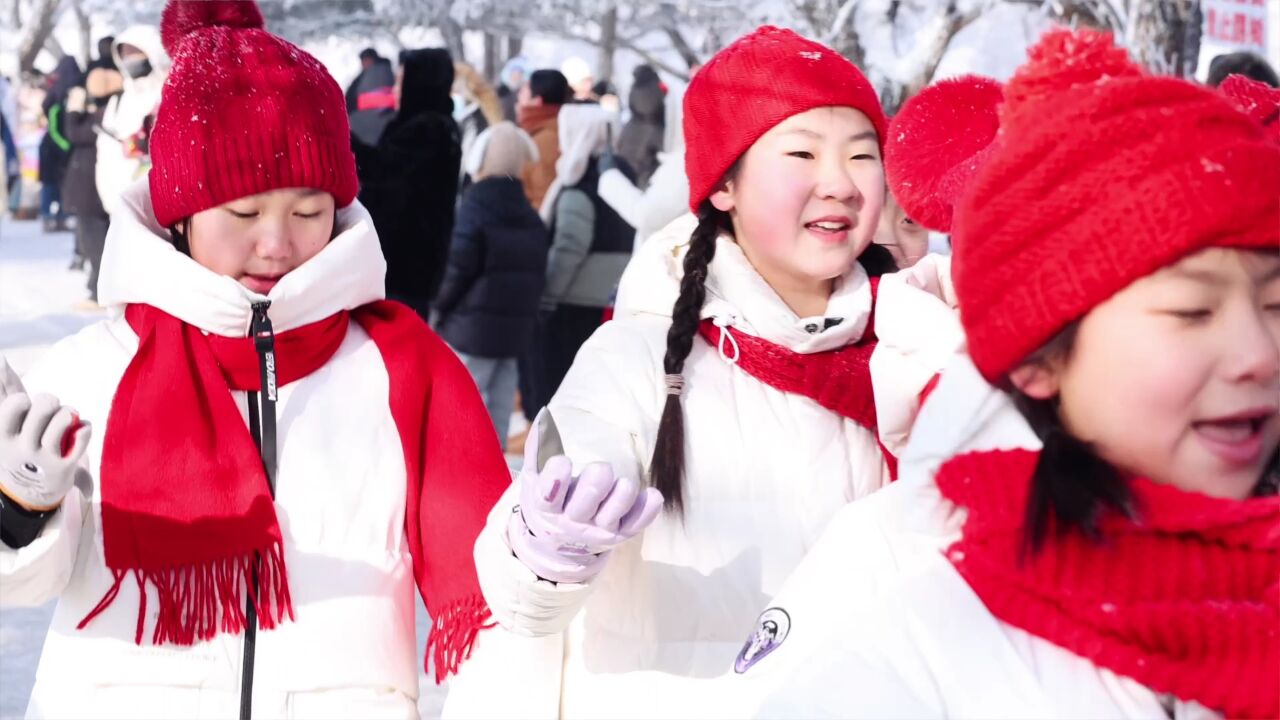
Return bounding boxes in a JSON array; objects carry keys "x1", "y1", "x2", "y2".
[
  {"x1": 884, "y1": 75, "x2": 1002, "y2": 233},
  {"x1": 148, "y1": 0, "x2": 358, "y2": 227},
  {"x1": 683, "y1": 26, "x2": 887, "y2": 212},
  {"x1": 896, "y1": 29, "x2": 1278, "y2": 382},
  {"x1": 1219, "y1": 73, "x2": 1280, "y2": 141}
]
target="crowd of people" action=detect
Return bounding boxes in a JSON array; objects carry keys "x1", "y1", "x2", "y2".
[{"x1": 0, "y1": 1, "x2": 1277, "y2": 719}]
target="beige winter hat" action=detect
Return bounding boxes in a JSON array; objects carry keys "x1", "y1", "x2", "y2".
[
  {"x1": 86, "y1": 67, "x2": 124, "y2": 98},
  {"x1": 466, "y1": 121, "x2": 540, "y2": 180}
]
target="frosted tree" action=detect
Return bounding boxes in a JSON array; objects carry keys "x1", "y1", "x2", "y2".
[
  {"x1": 12, "y1": 0, "x2": 64, "y2": 75},
  {"x1": 1045, "y1": 0, "x2": 1202, "y2": 77}
]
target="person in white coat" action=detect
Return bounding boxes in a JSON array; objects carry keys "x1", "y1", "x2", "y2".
[
  {"x1": 443, "y1": 26, "x2": 962, "y2": 720},
  {"x1": 728, "y1": 30, "x2": 1280, "y2": 720},
  {"x1": 598, "y1": 80, "x2": 688, "y2": 252},
  {"x1": 0, "y1": 3, "x2": 511, "y2": 718},
  {"x1": 94, "y1": 25, "x2": 169, "y2": 219}
]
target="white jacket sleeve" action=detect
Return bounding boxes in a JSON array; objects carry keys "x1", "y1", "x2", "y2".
[
  {"x1": 597, "y1": 168, "x2": 645, "y2": 231},
  {"x1": 869, "y1": 254, "x2": 965, "y2": 457},
  {"x1": 473, "y1": 482, "x2": 597, "y2": 636},
  {"x1": 598, "y1": 156, "x2": 690, "y2": 250},
  {"x1": 473, "y1": 319, "x2": 662, "y2": 635},
  {"x1": 0, "y1": 488, "x2": 85, "y2": 606},
  {"x1": 0, "y1": 321, "x2": 129, "y2": 608}
]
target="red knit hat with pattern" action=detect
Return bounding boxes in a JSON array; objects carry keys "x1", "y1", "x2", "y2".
[
  {"x1": 148, "y1": 0, "x2": 358, "y2": 227},
  {"x1": 682, "y1": 26, "x2": 887, "y2": 212},
  {"x1": 947, "y1": 29, "x2": 1280, "y2": 381}
]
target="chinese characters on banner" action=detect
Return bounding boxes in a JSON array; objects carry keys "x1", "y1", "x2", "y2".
[{"x1": 1204, "y1": 0, "x2": 1268, "y2": 52}]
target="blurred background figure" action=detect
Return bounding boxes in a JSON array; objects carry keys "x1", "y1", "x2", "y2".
[
  {"x1": 592, "y1": 78, "x2": 620, "y2": 112},
  {"x1": 96, "y1": 28, "x2": 170, "y2": 222},
  {"x1": 1, "y1": 75, "x2": 19, "y2": 220},
  {"x1": 87, "y1": 36, "x2": 116, "y2": 73},
  {"x1": 61, "y1": 57, "x2": 122, "y2": 307},
  {"x1": 598, "y1": 79, "x2": 687, "y2": 250},
  {"x1": 560, "y1": 56, "x2": 595, "y2": 101},
  {"x1": 37, "y1": 56, "x2": 81, "y2": 234},
  {"x1": 434, "y1": 122, "x2": 547, "y2": 450},
  {"x1": 532, "y1": 103, "x2": 634, "y2": 410},
  {"x1": 615, "y1": 64, "x2": 665, "y2": 188},
  {"x1": 497, "y1": 55, "x2": 528, "y2": 122},
  {"x1": 346, "y1": 47, "x2": 385, "y2": 111},
  {"x1": 347, "y1": 49, "x2": 395, "y2": 149},
  {"x1": 356, "y1": 48, "x2": 461, "y2": 318},
  {"x1": 1206, "y1": 51, "x2": 1279, "y2": 87},
  {"x1": 872, "y1": 193, "x2": 931, "y2": 269},
  {"x1": 516, "y1": 68, "x2": 570, "y2": 211},
  {"x1": 453, "y1": 61, "x2": 504, "y2": 188}
]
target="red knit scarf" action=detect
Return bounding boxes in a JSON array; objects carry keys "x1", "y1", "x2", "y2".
[
  {"x1": 81, "y1": 301, "x2": 510, "y2": 681},
  {"x1": 697, "y1": 278, "x2": 894, "y2": 473},
  {"x1": 936, "y1": 448, "x2": 1280, "y2": 718}
]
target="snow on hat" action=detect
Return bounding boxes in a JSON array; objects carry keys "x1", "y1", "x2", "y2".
[
  {"x1": 148, "y1": 0, "x2": 358, "y2": 228},
  {"x1": 682, "y1": 26, "x2": 887, "y2": 213},
  {"x1": 885, "y1": 75, "x2": 1003, "y2": 233},
  {"x1": 939, "y1": 29, "x2": 1279, "y2": 381}
]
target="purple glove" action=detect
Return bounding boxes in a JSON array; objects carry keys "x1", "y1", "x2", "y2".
[{"x1": 507, "y1": 411, "x2": 663, "y2": 583}]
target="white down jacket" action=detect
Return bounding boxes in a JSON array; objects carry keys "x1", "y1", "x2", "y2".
[
  {"x1": 442, "y1": 214, "x2": 966, "y2": 719},
  {"x1": 725, "y1": 355, "x2": 1223, "y2": 720},
  {"x1": 0, "y1": 181, "x2": 427, "y2": 719},
  {"x1": 95, "y1": 27, "x2": 169, "y2": 217}
]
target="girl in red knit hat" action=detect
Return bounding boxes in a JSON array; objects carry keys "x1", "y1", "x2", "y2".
[
  {"x1": 445, "y1": 25, "x2": 964, "y2": 719},
  {"x1": 727, "y1": 29, "x2": 1279, "y2": 720},
  {"x1": 0, "y1": 1, "x2": 511, "y2": 716}
]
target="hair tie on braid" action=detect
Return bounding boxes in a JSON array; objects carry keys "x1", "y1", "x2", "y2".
[
  {"x1": 664, "y1": 374, "x2": 685, "y2": 396},
  {"x1": 650, "y1": 202, "x2": 726, "y2": 515}
]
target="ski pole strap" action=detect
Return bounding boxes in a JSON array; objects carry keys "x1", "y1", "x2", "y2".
[
  {"x1": 241, "y1": 391, "x2": 262, "y2": 720},
  {"x1": 240, "y1": 301, "x2": 278, "y2": 720},
  {"x1": 249, "y1": 301, "x2": 278, "y2": 496}
]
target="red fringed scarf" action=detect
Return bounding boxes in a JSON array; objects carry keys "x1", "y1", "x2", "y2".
[
  {"x1": 698, "y1": 278, "x2": 895, "y2": 474},
  {"x1": 83, "y1": 301, "x2": 510, "y2": 681},
  {"x1": 936, "y1": 448, "x2": 1280, "y2": 719}
]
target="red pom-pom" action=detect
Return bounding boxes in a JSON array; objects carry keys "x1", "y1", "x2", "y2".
[
  {"x1": 885, "y1": 75, "x2": 1003, "y2": 233},
  {"x1": 160, "y1": 0, "x2": 265, "y2": 56},
  {"x1": 1004, "y1": 28, "x2": 1138, "y2": 114},
  {"x1": 1219, "y1": 74, "x2": 1280, "y2": 142}
]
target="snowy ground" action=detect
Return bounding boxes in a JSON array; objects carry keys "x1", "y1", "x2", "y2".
[{"x1": 0, "y1": 218, "x2": 454, "y2": 719}]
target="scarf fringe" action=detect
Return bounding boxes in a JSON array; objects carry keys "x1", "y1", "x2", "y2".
[
  {"x1": 427, "y1": 595, "x2": 495, "y2": 683},
  {"x1": 77, "y1": 542, "x2": 295, "y2": 646}
]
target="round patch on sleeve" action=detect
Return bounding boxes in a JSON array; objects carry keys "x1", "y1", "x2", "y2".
[{"x1": 733, "y1": 607, "x2": 791, "y2": 673}]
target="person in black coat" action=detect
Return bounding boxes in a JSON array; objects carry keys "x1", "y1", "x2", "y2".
[
  {"x1": 39, "y1": 56, "x2": 83, "y2": 233},
  {"x1": 345, "y1": 47, "x2": 382, "y2": 112},
  {"x1": 433, "y1": 122, "x2": 547, "y2": 449},
  {"x1": 348, "y1": 56, "x2": 395, "y2": 148},
  {"x1": 355, "y1": 48, "x2": 461, "y2": 317},
  {"x1": 62, "y1": 66, "x2": 123, "y2": 303},
  {"x1": 88, "y1": 36, "x2": 117, "y2": 73}
]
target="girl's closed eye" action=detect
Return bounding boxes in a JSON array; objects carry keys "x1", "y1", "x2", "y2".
[
  {"x1": 294, "y1": 210, "x2": 323, "y2": 219},
  {"x1": 1163, "y1": 307, "x2": 1214, "y2": 322},
  {"x1": 226, "y1": 208, "x2": 259, "y2": 219}
]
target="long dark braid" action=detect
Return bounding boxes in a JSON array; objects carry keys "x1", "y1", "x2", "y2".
[{"x1": 649, "y1": 202, "x2": 726, "y2": 515}]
